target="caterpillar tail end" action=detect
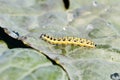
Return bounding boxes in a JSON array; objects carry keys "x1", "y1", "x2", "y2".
[{"x1": 95, "y1": 44, "x2": 97, "y2": 47}]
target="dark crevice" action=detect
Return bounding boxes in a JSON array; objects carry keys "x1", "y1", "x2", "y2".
[
  {"x1": 63, "y1": 0, "x2": 70, "y2": 9},
  {"x1": 0, "y1": 26, "x2": 32, "y2": 49}
]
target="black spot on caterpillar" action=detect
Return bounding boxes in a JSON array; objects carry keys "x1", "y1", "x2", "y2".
[{"x1": 40, "y1": 34, "x2": 96, "y2": 48}]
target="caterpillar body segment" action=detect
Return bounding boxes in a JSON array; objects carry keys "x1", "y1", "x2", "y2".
[{"x1": 40, "y1": 34, "x2": 96, "y2": 48}]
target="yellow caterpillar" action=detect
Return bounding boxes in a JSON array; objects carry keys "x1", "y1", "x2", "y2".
[{"x1": 40, "y1": 34, "x2": 96, "y2": 48}]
